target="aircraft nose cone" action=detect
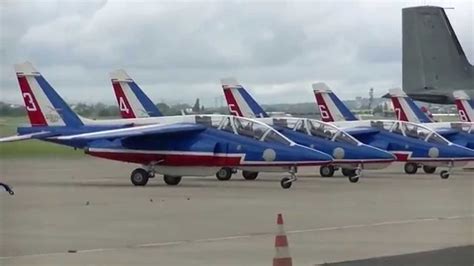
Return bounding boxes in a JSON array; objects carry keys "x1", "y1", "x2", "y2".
[
  {"x1": 294, "y1": 144, "x2": 333, "y2": 164},
  {"x1": 450, "y1": 145, "x2": 474, "y2": 160},
  {"x1": 371, "y1": 147, "x2": 397, "y2": 161}
]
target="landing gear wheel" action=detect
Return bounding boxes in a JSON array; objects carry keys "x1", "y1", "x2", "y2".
[
  {"x1": 216, "y1": 168, "x2": 232, "y2": 181},
  {"x1": 423, "y1": 165, "x2": 436, "y2": 174},
  {"x1": 440, "y1": 170, "x2": 450, "y2": 179},
  {"x1": 130, "y1": 168, "x2": 149, "y2": 186},
  {"x1": 280, "y1": 177, "x2": 292, "y2": 189},
  {"x1": 404, "y1": 163, "x2": 418, "y2": 174},
  {"x1": 163, "y1": 175, "x2": 182, "y2": 185},
  {"x1": 348, "y1": 174, "x2": 359, "y2": 183},
  {"x1": 341, "y1": 168, "x2": 356, "y2": 177},
  {"x1": 242, "y1": 171, "x2": 258, "y2": 180},
  {"x1": 320, "y1": 165, "x2": 335, "y2": 177}
]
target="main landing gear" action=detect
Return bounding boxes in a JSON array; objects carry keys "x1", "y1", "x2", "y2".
[
  {"x1": 320, "y1": 165, "x2": 335, "y2": 177},
  {"x1": 404, "y1": 163, "x2": 418, "y2": 174},
  {"x1": 130, "y1": 168, "x2": 182, "y2": 186},
  {"x1": 216, "y1": 167, "x2": 233, "y2": 181},
  {"x1": 280, "y1": 166, "x2": 297, "y2": 189},
  {"x1": 242, "y1": 171, "x2": 259, "y2": 180}
]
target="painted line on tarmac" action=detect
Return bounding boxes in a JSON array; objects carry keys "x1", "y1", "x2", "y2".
[{"x1": 1, "y1": 214, "x2": 472, "y2": 260}]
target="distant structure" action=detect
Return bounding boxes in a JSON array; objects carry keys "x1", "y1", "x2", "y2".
[{"x1": 368, "y1": 87, "x2": 374, "y2": 110}]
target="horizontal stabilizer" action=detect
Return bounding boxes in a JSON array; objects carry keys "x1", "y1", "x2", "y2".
[
  {"x1": 55, "y1": 123, "x2": 206, "y2": 141},
  {"x1": 221, "y1": 77, "x2": 242, "y2": 88},
  {"x1": 0, "y1": 131, "x2": 54, "y2": 143},
  {"x1": 388, "y1": 88, "x2": 407, "y2": 97}
]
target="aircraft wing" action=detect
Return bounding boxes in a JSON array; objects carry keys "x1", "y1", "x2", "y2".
[
  {"x1": 55, "y1": 123, "x2": 206, "y2": 141},
  {"x1": 0, "y1": 131, "x2": 56, "y2": 143}
]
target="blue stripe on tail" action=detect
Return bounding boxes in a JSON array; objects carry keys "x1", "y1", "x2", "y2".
[
  {"x1": 237, "y1": 87, "x2": 268, "y2": 118},
  {"x1": 405, "y1": 98, "x2": 432, "y2": 123},
  {"x1": 128, "y1": 82, "x2": 163, "y2": 117},
  {"x1": 327, "y1": 92, "x2": 358, "y2": 121},
  {"x1": 34, "y1": 76, "x2": 83, "y2": 127}
]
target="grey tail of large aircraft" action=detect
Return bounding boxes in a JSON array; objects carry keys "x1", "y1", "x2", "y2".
[{"x1": 402, "y1": 6, "x2": 473, "y2": 104}]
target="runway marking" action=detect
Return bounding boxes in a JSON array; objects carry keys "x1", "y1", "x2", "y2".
[{"x1": 1, "y1": 214, "x2": 472, "y2": 260}]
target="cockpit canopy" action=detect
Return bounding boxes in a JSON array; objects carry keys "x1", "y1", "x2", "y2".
[
  {"x1": 370, "y1": 120, "x2": 450, "y2": 145},
  {"x1": 450, "y1": 122, "x2": 474, "y2": 134},
  {"x1": 194, "y1": 115, "x2": 293, "y2": 146},
  {"x1": 260, "y1": 117, "x2": 360, "y2": 145}
]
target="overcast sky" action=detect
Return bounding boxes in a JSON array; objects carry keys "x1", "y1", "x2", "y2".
[{"x1": 1, "y1": 0, "x2": 472, "y2": 107}]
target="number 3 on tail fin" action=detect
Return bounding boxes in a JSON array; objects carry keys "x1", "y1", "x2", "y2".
[
  {"x1": 119, "y1": 97, "x2": 130, "y2": 114},
  {"x1": 23, "y1": 92, "x2": 37, "y2": 111}
]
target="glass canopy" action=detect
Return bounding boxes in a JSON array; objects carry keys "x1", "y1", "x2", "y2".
[
  {"x1": 194, "y1": 115, "x2": 293, "y2": 146},
  {"x1": 370, "y1": 120, "x2": 450, "y2": 145}
]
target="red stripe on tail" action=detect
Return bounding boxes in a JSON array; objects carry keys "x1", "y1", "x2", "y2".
[
  {"x1": 223, "y1": 87, "x2": 243, "y2": 117},
  {"x1": 390, "y1": 97, "x2": 409, "y2": 121},
  {"x1": 17, "y1": 76, "x2": 47, "y2": 126},
  {"x1": 112, "y1": 81, "x2": 136, "y2": 119},
  {"x1": 454, "y1": 99, "x2": 471, "y2": 122},
  {"x1": 314, "y1": 92, "x2": 334, "y2": 122}
]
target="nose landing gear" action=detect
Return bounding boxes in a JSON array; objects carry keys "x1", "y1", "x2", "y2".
[
  {"x1": 0, "y1": 182, "x2": 14, "y2": 195},
  {"x1": 440, "y1": 162, "x2": 453, "y2": 179},
  {"x1": 280, "y1": 166, "x2": 297, "y2": 189}
]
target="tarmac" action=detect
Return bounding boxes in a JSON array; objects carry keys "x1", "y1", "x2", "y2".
[{"x1": 0, "y1": 157, "x2": 473, "y2": 265}]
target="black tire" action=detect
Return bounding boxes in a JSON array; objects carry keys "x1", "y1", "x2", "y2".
[
  {"x1": 131, "y1": 168, "x2": 149, "y2": 186},
  {"x1": 242, "y1": 171, "x2": 258, "y2": 180},
  {"x1": 280, "y1": 177, "x2": 292, "y2": 189},
  {"x1": 404, "y1": 163, "x2": 418, "y2": 174},
  {"x1": 423, "y1": 165, "x2": 436, "y2": 174},
  {"x1": 216, "y1": 167, "x2": 232, "y2": 181},
  {"x1": 163, "y1": 175, "x2": 182, "y2": 185},
  {"x1": 320, "y1": 165, "x2": 335, "y2": 177},
  {"x1": 341, "y1": 168, "x2": 356, "y2": 177},
  {"x1": 348, "y1": 174, "x2": 359, "y2": 183},
  {"x1": 440, "y1": 170, "x2": 450, "y2": 179}
]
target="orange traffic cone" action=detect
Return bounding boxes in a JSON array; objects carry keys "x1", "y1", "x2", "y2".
[{"x1": 273, "y1": 213, "x2": 292, "y2": 266}]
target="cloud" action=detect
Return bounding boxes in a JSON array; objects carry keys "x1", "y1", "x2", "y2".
[{"x1": 1, "y1": 0, "x2": 472, "y2": 107}]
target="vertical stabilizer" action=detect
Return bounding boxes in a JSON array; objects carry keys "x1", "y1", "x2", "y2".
[
  {"x1": 312, "y1": 83, "x2": 358, "y2": 122},
  {"x1": 221, "y1": 78, "x2": 268, "y2": 118},
  {"x1": 388, "y1": 88, "x2": 433, "y2": 123},
  {"x1": 453, "y1": 90, "x2": 474, "y2": 122},
  {"x1": 110, "y1": 70, "x2": 162, "y2": 118},
  {"x1": 14, "y1": 62, "x2": 83, "y2": 127},
  {"x1": 403, "y1": 6, "x2": 473, "y2": 103}
]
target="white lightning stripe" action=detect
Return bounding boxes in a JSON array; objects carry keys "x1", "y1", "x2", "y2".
[
  {"x1": 25, "y1": 76, "x2": 65, "y2": 126},
  {"x1": 120, "y1": 82, "x2": 150, "y2": 118}
]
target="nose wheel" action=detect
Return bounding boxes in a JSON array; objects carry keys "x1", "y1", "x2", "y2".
[
  {"x1": 280, "y1": 166, "x2": 297, "y2": 189},
  {"x1": 440, "y1": 162, "x2": 452, "y2": 179}
]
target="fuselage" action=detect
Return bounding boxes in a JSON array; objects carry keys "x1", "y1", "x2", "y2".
[
  {"x1": 333, "y1": 120, "x2": 474, "y2": 167},
  {"x1": 18, "y1": 115, "x2": 333, "y2": 176}
]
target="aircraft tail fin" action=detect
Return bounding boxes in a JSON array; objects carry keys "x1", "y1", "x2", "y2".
[
  {"x1": 110, "y1": 70, "x2": 162, "y2": 119},
  {"x1": 387, "y1": 88, "x2": 434, "y2": 123},
  {"x1": 453, "y1": 90, "x2": 474, "y2": 122},
  {"x1": 220, "y1": 78, "x2": 268, "y2": 118},
  {"x1": 312, "y1": 83, "x2": 358, "y2": 122},
  {"x1": 402, "y1": 6, "x2": 473, "y2": 102},
  {"x1": 14, "y1": 62, "x2": 84, "y2": 127}
]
